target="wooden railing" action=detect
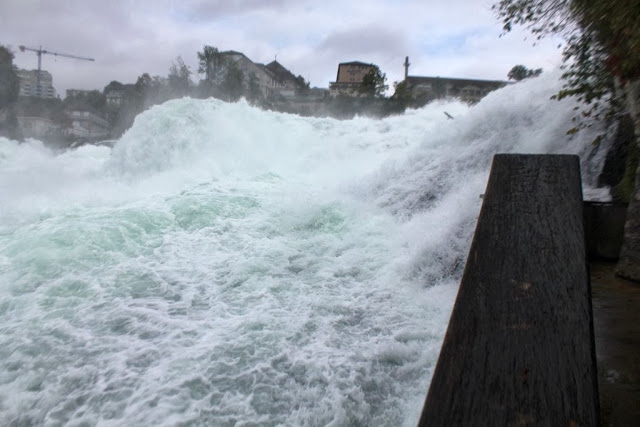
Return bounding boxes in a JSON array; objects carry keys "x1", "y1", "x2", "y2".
[{"x1": 418, "y1": 154, "x2": 599, "y2": 426}]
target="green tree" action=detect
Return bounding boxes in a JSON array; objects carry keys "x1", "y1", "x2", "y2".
[
  {"x1": 197, "y1": 45, "x2": 231, "y2": 98},
  {"x1": 392, "y1": 80, "x2": 409, "y2": 99},
  {"x1": 294, "y1": 75, "x2": 310, "y2": 97},
  {"x1": 0, "y1": 45, "x2": 19, "y2": 110},
  {"x1": 219, "y1": 61, "x2": 244, "y2": 102},
  {"x1": 63, "y1": 90, "x2": 107, "y2": 117},
  {"x1": 103, "y1": 80, "x2": 124, "y2": 96},
  {"x1": 383, "y1": 79, "x2": 445, "y2": 116},
  {"x1": 359, "y1": 65, "x2": 388, "y2": 97},
  {"x1": 102, "y1": 78, "x2": 151, "y2": 137},
  {"x1": 135, "y1": 73, "x2": 153, "y2": 89},
  {"x1": 135, "y1": 72, "x2": 169, "y2": 106},
  {"x1": 493, "y1": 0, "x2": 640, "y2": 280},
  {"x1": 197, "y1": 45, "x2": 225, "y2": 85},
  {"x1": 508, "y1": 65, "x2": 543, "y2": 81},
  {"x1": 69, "y1": 90, "x2": 105, "y2": 108},
  {"x1": 0, "y1": 45, "x2": 21, "y2": 139},
  {"x1": 85, "y1": 90, "x2": 106, "y2": 110},
  {"x1": 386, "y1": 80, "x2": 411, "y2": 113},
  {"x1": 168, "y1": 56, "x2": 192, "y2": 98},
  {"x1": 494, "y1": 0, "x2": 639, "y2": 119}
]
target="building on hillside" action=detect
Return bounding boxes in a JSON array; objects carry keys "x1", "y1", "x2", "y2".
[
  {"x1": 221, "y1": 51, "x2": 280, "y2": 98},
  {"x1": 17, "y1": 69, "x2": 57, "y2": 98},
  {"x1": 402, "y1": 75, "x2": 509, "y2": 105},
  {"x1": 66, "y1": 109, "x2": 110, "y2": 140},
  {"x1": 105, "y1": 89, "x2": 125, "y2": 107},
  {"x1": 66, "y1": 89, "x2": 94, "y2": 98},
  {"x1": 104, "y1": 83, "x2": 137, "y2": 107},
  {"x1": 17, "y1": 116, "x2": 62, "y2": 139},
  {"x1": 329, "y1": 61, "x2": 375, "y2": 97},
  {"x1": 309, "y1": 87, "x2": 330, "y2": 100},
  {"x1": 265, "y1": 60, "x2": 299, "y2": 98}
]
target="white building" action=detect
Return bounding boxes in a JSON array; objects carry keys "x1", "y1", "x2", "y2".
[
  {"x1": 265, "y1": 60, "x2": 300, "y2": 98},
  {"x1": 105, "y1": 89, "x2": 125, "y2": 107},
  {"x1": 17, "y1": 116, "x2": 62, "y2": 139},
  {"x1": 67, "y1": 110, "x2": 110, "y2": 140},
  {"x1": 17, "y1": 69, "x2": 57, "y2": 98},
  {"x1": 66, "y1": 89, "x2": 94, "y2": 98},
  {"x1": 220, "y1": 51, "x2": 280, "y2": 98}
]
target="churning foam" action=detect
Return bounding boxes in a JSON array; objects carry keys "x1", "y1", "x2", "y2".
[{"x1": 0, "y1": 71, "x2": 609, "y2": 425}]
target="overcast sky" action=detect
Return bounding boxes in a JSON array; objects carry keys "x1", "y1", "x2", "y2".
[{"x1": 1, "y1": 0, "x2": 564, "y2": 97}]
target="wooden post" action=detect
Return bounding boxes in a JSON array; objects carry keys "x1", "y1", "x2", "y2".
[
  {"x1": 418, "y1": 154, "x2": 599, "y2": 426},
  {"x1": 404, "y1": 56, "x2": 410, "y2": 80}
]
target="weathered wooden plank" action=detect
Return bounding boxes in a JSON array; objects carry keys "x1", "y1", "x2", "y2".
[{"x1": 419, "y1": 154, "x2": 599, "y2": 426}]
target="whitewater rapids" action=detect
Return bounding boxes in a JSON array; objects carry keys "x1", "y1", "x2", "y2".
[{"x1": 0, "y1": 71, "x2": 608, "y2": 426}]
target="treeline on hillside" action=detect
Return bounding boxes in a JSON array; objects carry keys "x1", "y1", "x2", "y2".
[{"x1": 0, "y1": 45, "x2": 21, "y2": 140}]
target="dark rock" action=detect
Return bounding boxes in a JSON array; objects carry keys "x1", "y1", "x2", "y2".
[
  {"x1": 616, "y1": 79, "x2": 640, "y2": 282},
  {"x1": 616, "y1": 178, "x2": 640, "y2": 282},
  {"x1": 598, "y1": 114, "x2": 634, "y2": 193}
]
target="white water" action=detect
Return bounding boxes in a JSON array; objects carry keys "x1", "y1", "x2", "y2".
[{"x1": 0, "y1": 72, "x2": 609, "y2": 426}]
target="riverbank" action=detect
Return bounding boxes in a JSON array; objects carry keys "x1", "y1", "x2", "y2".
[{"x1": 591, "y1": 261, "x2": 640, "y2": 426}]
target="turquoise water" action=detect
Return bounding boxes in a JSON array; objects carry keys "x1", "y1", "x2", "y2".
[{"x1": 0, "y1": 72, "x2": 607, "y2": 426}]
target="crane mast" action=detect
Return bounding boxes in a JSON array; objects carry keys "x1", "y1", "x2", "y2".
[{"x1": 18, "y1": 45, "x2": 95, "y2": 97}]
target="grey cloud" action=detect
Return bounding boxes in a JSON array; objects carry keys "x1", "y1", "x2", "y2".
[
  {"x1": 183, "y1": 0, "x2": 303, "y2": 20},
  {"x1": 318, "y1": 25, "x2": 409, "y2": 59},
  {"x1": 0, "y1": 0, "x2": 564, "y2": 96},
  {"x1": 2, "y1": 0, "x2": 147, "y2": 61}
]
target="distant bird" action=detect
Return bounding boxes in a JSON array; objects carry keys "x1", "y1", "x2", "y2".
[{"x1": 444, "y1": 111, "x2": 454, "y2": 120}]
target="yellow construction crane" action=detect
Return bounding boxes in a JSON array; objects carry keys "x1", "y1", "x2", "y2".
[{"x1": 19, "y1": 45, "x2": 95, "y2": 97}]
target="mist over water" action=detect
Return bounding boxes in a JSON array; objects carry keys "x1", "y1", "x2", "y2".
[{"x1": 0, "y1": 72, "x2": 608, "y2": 426}]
